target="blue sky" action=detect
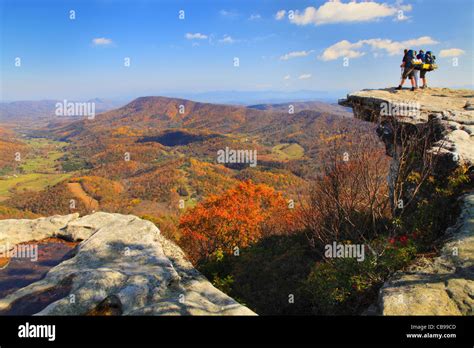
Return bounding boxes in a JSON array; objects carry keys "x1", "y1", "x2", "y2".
[{"x1": 0, "y1": 0, "x2": 472, "y2": 101}]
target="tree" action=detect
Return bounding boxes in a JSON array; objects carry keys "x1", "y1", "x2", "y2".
[
  {"x1": 179, "y1": 181, "x2": 297, "y2": 263},
  {"x1": 299, "y1": 128, "x2": 391, "y2": 253}
]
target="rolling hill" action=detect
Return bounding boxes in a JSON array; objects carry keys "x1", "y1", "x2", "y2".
[{"x1": 1, "y1": 96, "x2": 382, "y2": 239}]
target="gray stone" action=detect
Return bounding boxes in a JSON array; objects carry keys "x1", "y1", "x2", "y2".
[{"x1": 0, "y1": 213, "x2": 256, "y2": 316}]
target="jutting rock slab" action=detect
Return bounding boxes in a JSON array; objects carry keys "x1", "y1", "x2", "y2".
[{"x1": 0, "y1": 212, "x2": 256, "y2": 315}]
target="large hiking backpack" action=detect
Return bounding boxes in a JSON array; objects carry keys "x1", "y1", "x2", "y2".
[
  {"x1": 425, "y1": 51, "x2": 436, "y2": 64},
  {"x1": 423, "y1": 51, "x2": 438, "y2": 71}
]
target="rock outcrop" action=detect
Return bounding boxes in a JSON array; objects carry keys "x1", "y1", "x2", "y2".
[
  {"x1": 0, "y1": 212, "x2": 256, "y2": 315},
  {"x1": 340, "y1": 88, "x2": 474, "y2": 170},
  {"x1": 340, "y1": 88, "x2": 473, "y2": 315}
]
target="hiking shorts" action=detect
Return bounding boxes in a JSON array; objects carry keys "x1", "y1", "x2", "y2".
[
  {"x1": 402, "y1": 66, "x2": 415, "y2": 79},
  {"x1": 420, "y1": 69, "x2": 428, "y2": 78}
]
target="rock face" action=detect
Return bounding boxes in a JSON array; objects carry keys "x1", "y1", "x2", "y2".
[
  {"x1": 379, "y1": 192, "x2": 474, "y2": 315},
  {"x1": 0, "y1": 212, "x2": 256, "y2": 315},
  {"x1": 340, "y1": 88, "x2": 474, "y2": 170},
  {"x1": 340, "y1": 88, "x2": 473, "y2": 315}
]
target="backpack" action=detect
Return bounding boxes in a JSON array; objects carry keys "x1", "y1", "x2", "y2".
[
  {"x1": 406, "y1": 50, "x2": 415, "y2": 67},
  {"x1": 425, "y1": 51, "x2": 436, "y2": 64},
  {"x1": 422, "y1": 51, "x2": 438, "y2": 71}
]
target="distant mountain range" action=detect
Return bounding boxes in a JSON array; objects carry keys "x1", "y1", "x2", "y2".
[
  {"x1": 157, "y1": 90, "x2": 349, "y2": 105},
  {"x1": 0, "y1": 98, "x2": 126, "y2": 124},
  {"x1": 0, "y1": 90, "x2": 348, "y2": 117},
  {"x1": 51, "y1": 96, "x2": 353, "y2": 143}
]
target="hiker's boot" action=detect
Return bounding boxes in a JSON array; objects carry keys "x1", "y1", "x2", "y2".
[
  {"x1": 410, "y1": 87, "x2": 415, "y2": 91},
  {"x1": 395, "y1": 86, "x2": 402, "y2": 90}
]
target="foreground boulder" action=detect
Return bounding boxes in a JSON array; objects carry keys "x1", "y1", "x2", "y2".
[{"x1": 0, "y1": 212, "x2": 256, "y2": 315}]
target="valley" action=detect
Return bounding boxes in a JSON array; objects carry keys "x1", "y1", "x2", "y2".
[
  {"x1": 0, "y1": 97, "x2": 363, "y2": 240},
  {"x1": 0, "y1": 96, "x2": 397, "y2": 316},
  {"x1": 0, "y1": 91, "x2": 471, "y2": 317}
]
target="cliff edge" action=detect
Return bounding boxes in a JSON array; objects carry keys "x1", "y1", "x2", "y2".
[
  {"x1": 340, "y1": 88, "x2": 474, "y2": 169},
  {"x1": 340, "y1": 87, "x2": 473, "y2": 315}
]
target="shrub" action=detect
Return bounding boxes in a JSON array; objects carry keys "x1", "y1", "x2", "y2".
[
  {"x1": 179, "y1": 181, "x2": 298, "y2": 263},
  {"x1": 198, "y1": 233, "x2": 316, "y2": 315},
  {"x1": 304, "y1": 237, "x2": 417, "y2": 315}
]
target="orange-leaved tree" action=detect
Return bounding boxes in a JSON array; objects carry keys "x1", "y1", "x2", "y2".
[{"x1": 179, "y1": 181, "x2": 298, "y2": 263}]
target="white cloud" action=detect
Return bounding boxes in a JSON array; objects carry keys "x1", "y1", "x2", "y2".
[
  {"x1": 394, "y1": 12, "x2": 410, "y2": 22},
  {"x1": 319, "y1": 40, "x2": 366, "y2": 61},
  {"x1": 275, "y1": 10, "x2": 286, "y2": 20},
  {"x1": 320, "y1": 36, "x2": 439, "y2": 61},
  {"x1": 92, "y1": 37, "x2": 113, "y2": 46},
  {"x1": 185, "y1": 33, "x2": 208, "y2": 40},
  {"x1": 393, "y1": 1, "x2": 412, "y2": 21},
  {"x1": 249, "y1": 14, "x2": 261, "y2": 20},
  {"x1": 280, "y1": 50, "x2": 314, "y2": 61},
  {"x1": 298, "y1": 74, "x2": 312, "y2": 80},
  {"x1": 281, "y1": 1, "x2": 412, "y2": 26},
  {"x1": 439, "y1": 48, "x2": 466, "y2": 57},
  {"x1": 219, "y1": 35, "x2": 236, "y2": 44},
  {"x1": 284, "y1": 74, "x2": 291, "y2": 80}
]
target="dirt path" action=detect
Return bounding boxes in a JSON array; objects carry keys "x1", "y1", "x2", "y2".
[{"x1": 67, "y1": 182, "x2": 99, "y2": 211}]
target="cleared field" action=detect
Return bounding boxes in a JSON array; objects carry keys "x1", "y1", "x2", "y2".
[
  {"x1": 67, "y1": 182, "x2": 99, "y2": 211},
  {"x1": 0, "y1": 173, "x2": 71, "y2": 200},
  {"x1": 19, "y1": 138, "x2": 68, "y2": 174},
  {"x1": 271, "y1": 143, "x2": 305, "y2": 161},
  {"x1": 0, "y1": 138, "x2": 72, "y2": 200}
]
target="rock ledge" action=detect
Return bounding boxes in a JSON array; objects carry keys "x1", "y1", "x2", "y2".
[{"x1": 0, "y1": 212, "x2": 256, "y2": 315}]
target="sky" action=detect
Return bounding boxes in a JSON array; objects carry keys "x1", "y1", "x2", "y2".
[{"x1": 0, "y1": 0, "x2": 473, "y2": 101}]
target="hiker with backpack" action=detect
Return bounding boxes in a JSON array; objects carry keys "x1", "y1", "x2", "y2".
[
  {"x1": 396, "y1": 49, "x2": 417, "y2": 91},
  {"x1": 419, "y1": 51, "x2": 436, "y2": 89},
  {"x1": 413, "y1": 50, "x2": 420, "y2": 87}
]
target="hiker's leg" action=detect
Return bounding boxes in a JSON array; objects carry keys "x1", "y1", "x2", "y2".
[{"x1": 420, "y1": 70, "x2": 427, "y2": 87}]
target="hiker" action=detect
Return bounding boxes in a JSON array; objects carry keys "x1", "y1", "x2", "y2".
[
  {"x1": 416, "y1": 50, "x2": 427, "y2": 88},
  {"x1": 396, "y1": 49, "x2": 417, "y2": 91},
  {"x1": 401, "y1": 49, "x2": 408, "y2": 80},
  {"x1": 413, "y1": 50, "x2": 419, "y2": 87},
  {"x1": 420, "y1": 51, "x2": 436, "y2": 89}
]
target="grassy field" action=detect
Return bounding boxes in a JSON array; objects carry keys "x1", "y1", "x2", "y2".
[
  {"x1": 19, "y1": 138, "x2": 68, "y2": 174},
  {"x1": 0, "y1": 138, "x2": 72, "y2": 201},
  {"x1": 271, "y1": 143, "x2": 305, "y2": 161}
]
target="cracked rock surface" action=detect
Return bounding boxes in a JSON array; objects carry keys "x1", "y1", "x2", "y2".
[
  {"x1": 0, "y1": 212, "x2": 256, "y2": 315},
  {"x1": 340, "y1": 88, "x2": 474, "y2": 168}
]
